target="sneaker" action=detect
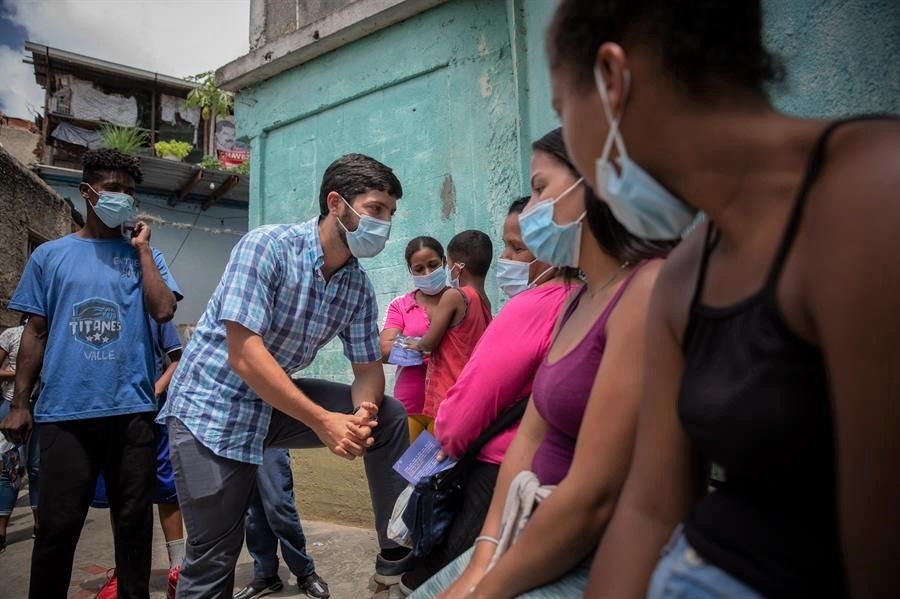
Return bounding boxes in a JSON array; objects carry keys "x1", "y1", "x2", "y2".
[
  {"x1": 298, "y1": 572, "x2": 330, "y2": 599},
  {"x1": 95, "y1": 569, "x2": 118, "y2": 599},
  {"x1": 233, "y1": 576, "x2": 283, "y2": 599},
  {"x1": 167, "y1": 565, "x2": 181, "y2": 599},
  {"x1": 374, "y1": 550, "x2": 413, "y2": 585},
  {"x1": 397, "y1": 572, "x2": 417, "y2": 596}
]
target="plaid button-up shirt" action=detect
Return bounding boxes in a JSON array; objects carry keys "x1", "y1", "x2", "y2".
[{"x1": 159, "y1": 218, "x2": 381, "y2": 464}]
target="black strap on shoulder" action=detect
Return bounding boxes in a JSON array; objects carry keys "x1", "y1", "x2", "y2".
[
  {"x1": 765, "y1": 114, "x2": 896, "y2": 288},
  {"x1": 688, "y1": 222, "x2": 720, "y2": 311},
  {"x1": 459, "y1": 396, "x2": 529, "y2": 463}
]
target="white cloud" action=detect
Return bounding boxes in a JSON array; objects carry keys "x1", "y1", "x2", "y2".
[
  {"x1": 0, "y1": 0, "x2": 249, "y2": 118},
  {"x1": 0, "y1": 44, "x2": 43, "y2": 117}
]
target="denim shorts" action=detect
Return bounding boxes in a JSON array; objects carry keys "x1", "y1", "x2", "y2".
[{"x1": 647, "y1": 526, "x2": 764, "y2": 599}]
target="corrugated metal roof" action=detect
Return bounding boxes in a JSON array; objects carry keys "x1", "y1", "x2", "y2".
[
  {"x1": 27, "y1": 41, "x2": 198, "y2": 92},
  {"x1": 32, "y1": 156, "x2": 248, "y2": 206}
]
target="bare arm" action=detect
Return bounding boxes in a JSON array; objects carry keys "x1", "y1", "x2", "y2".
[
  {"x1": 132, "y1": 223, "x2": 176, "y2": 323},
  {"x1": 472, "y1": 263, "x2": 661, "y2": 599},
  {"x1": 349, "y1": 360, "x2": 385, "y2": 410},
  {"x1": 154, "y1": 348, "x2": 182, "y2": 397},
  {"x1": 438, "y1": 400, "x2": 548, "y2": 598},
  {"x1": 0, "y1": 316, "x2": 47, "y2": 444},
  {"x1": 805, "y1": 129, "x2": 900, "y2": 598},
  {"x1": 584, "y1": 262, "x2": 703, "y2": 598},
  {"x1": 416, "y1": 290, "x2": 465, "y2": 353},
  {"x1": 225, "y1": 321, "x2": 375, "y2": 459},
  {"x1": 0, "y1": 347, "x2": 11, "y2": 380},
  {"x1": 380, "y1": 327, "x2": 401, "y2": 364}
]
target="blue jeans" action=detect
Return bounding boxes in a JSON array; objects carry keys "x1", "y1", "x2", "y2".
[
  {"x1": 0, "y1": 400, "x2": 39, "y2": 516},
  {"x1": 245, "y1": 448, "x2": 315, "y2": 580},
  {"x1": 647, "y1": 528, "x2": 764, "y2": 598}
]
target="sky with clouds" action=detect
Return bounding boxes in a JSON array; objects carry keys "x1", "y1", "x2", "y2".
[{"x1": 0, "y1": 0, "x2": 250, "y2": 118}]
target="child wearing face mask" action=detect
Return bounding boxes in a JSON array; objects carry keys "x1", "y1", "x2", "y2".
[
  {"x1": 414, "y1": 230, "x2": 493, "y2": 427},
  {"x1": 381, "y1": 237, "x2": 451, "y2": 441}
]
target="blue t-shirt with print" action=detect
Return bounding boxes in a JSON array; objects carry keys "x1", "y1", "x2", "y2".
[{"x1": 9, "y1": 234, "x2": 182, "y2": 422}]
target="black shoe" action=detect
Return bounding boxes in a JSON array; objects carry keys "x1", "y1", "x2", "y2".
[
  {"x1": 374, "y1": 549, "x2": 413, "y2": 585},
  {"x1": 297, "y1": 572, "x2": 329, "y2": 599},
  {"x1": 233, "y1": 576, "x2": 283, "y2": 599}
]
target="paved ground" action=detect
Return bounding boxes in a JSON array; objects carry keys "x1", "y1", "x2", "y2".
[{"x1": 0, "y1": 490, "x2": 386, "y2": 598}]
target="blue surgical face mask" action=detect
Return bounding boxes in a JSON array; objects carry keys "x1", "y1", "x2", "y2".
[
  {"x1": 87, "y1": 184, "x2": 135, "y2": 229},
  {"x1": 517, "y1": 179, "x2": 585, "y2": 268},
  {"x1": 594, "y1": 68, "x2": 696, "y2": 239},
  {"x1": 412, "y1": 266, "x2": 447, "y2": 296},
  {"x1": 447, "y1": 262, "x2": 465, "y2": 289},
  {"x1": 496, "y1": 258, "x2": 555, "y2": 298},
  {"x1": 338, "y1": 195, "x2": 391, "y2": 258}
]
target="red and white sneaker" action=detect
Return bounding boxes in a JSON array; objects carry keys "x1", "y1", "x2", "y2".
[
  {"x1": 95, "y1": 569, "x2": 118, "y2": 599},
  {"x1": 167, "y1": 565, "x2": 181, "y2": 599}
]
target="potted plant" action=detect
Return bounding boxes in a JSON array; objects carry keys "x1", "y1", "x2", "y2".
[
  {"x1": 100, "y1": 124, "x2": 148, "y2": 155},
  {"x1": 154, "y1": 140, "x2": 193, "y2": 161}
]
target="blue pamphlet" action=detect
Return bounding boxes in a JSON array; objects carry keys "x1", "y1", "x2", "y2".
[{"x1": 392, "y1": 431, "x2": 457, "y2": 485}]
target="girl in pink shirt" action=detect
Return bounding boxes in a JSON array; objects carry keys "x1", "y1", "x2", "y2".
[{"x1": 381, "y1": 236, "x2": 449, "y2": 441}]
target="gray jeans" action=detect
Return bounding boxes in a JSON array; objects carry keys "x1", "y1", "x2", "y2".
[{"x1": 168, "y1": 378, "x2": 410, "y2": 599}]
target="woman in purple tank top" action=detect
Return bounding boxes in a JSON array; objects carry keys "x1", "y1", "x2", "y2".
[{"x1": 419, "y1": 130, "x2": 676, "y2": 598}]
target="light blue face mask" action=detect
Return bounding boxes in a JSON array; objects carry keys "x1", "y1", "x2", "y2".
[
  {"x1": 87, "y1": 184, "x2": 135, "y2": 229},
  {"x1": 447, "y1": 262, "x2": 465, "y2": 289},
  {"x1": 594, "y1": 68, "x2": 697, "y2": 239},
  {"x1": 412, "y1": 266, "x2": 447, "y2": 296},
  {"x1": 338, "y1": 195, "x2": 391, "y2": 258},
  {"x1": 518, "y1": 179, "x2": 585, "y2": 268}
]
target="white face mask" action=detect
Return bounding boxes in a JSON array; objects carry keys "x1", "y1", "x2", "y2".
[
  {"x1": 495, "y1": 258, "x2": 555, "y2": 298},
  {"x1": 447, "y1": 262, "x2": 465, "y2": 288},
  {"x1": 412, "y1": 266, "x2": 447, "y2": 296},
  {"x1": 337, "y1": 195, "x2": 391, "y2": 258},
  {"x1": 593, "y1": 67, "x2": 697, "y2": 239}
]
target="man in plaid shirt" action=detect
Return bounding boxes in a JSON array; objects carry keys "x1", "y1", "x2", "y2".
[{"x1": 159, "y1": 154, "x2": 411, "y2": 597}]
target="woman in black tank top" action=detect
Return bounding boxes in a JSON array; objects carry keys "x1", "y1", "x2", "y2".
[{"x1": 544, "y1": 1, "x2": 900, "y2": 598}]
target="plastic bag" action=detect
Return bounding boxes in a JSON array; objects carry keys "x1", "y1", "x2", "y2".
[
  {"x1": 387, "y1": 484, "x2": 414, "y2": 548},
  {"x1": 388, "y1": 335, "x2": 424, "y2": 366}
]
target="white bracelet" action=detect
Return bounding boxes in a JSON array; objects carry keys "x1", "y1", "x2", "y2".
[{"x1": 474, "y1": 535, "x2": 499, "y2": 546}]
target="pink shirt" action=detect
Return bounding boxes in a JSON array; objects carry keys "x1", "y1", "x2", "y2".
[
  {"x1": 434, "y1": 282, "x2": 575, "y2": 464},
  {"x1": 383, "y1": 291, "x2": 430, "y2": 415}
]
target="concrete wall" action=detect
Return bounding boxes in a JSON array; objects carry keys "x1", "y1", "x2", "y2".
[
  {"x1": 0, "y1": 147, "x2": 75, "y2": 328},
  {"x1": 763, "y1": 0, "x2": 900, "y2": 116},
  {"x1": 0, "y1": 124, "x2": 39, "y2": 167},
  {"x1": 45, "y1": 180, "x2": 249, "y2": 327}
]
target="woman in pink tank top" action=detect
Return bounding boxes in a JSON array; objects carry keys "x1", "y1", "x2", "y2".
[{"x1": 417, "y1": 129, "x2": 677, "y2": 598}]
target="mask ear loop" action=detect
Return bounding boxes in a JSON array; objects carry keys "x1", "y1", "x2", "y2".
[
  {"x1": 594, "y1": 67, "x2": 629, "y2": 163},
  {"x1": 528, "y1": 265, "x2": 556, "y2": 288}
]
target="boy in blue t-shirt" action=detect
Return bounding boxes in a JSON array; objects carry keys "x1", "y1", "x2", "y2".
[{"x1": 0, "y1": 149, "x2": 181, "y2": 599}]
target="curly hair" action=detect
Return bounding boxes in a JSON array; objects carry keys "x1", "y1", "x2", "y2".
[{"x1": 82, "y1": 149, "x2": 144, "y2": 185}]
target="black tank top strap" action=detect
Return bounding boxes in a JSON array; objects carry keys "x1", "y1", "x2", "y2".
[
  {"x1": 689, "y1": 223, "x2": 721, "y2": 311},
  {"x1": 763, "y1": 114, "x2": 895, "y2": 290},
  {"x1": 559, "y1": 285, "x2": 587, "y2": 327}
]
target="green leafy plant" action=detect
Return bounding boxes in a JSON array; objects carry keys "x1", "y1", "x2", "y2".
[
  {"x1": 185, "y1": 72, "x2": 234, "y2": 155},
  {"x1": 199, "y1": 154, "x2": 224, "y2": 170},
  {"x1": 100, "y1": 124, "x2": 148, "y2": 154},
  {"x1": 154, "y1": 140, "x2": 193, "y2": 160},
  {"x1": 233, "y1": 160, "x2": 250, "y2": 176}
]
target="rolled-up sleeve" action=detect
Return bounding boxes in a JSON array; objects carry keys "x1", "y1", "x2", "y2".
[{"x1": 340, "y1": 279, "x2": 381, "y2": 363}]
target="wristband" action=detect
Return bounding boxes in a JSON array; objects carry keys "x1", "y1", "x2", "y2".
[{"x1": 474, "y1": 535, "x2": 499, "y2": 546}]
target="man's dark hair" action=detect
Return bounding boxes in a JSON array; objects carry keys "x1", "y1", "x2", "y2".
[
  {"x1": 82, "y1": 148, "x2": 144, "y2": 185},
  {"x1": 547, "y1": 0, "x2": 783, "y2": 100},
  {"x1": 405, "y1": 236, "x2": 445, "y2": 266},
  {"x1": 318, "y1": 153, "x2": 403, "y2": 217},
  {"x1": 533, "y1": 128, "x2": 677, "y2": 263},
  {"x1": 448, "y1": 230, "x2": 493, "y2": 277},
  {"x1": 507, "y1": 196, "x2": 531, "y2": 215}
]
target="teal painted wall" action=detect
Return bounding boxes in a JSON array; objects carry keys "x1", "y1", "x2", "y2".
[
  {"x1": 236, "y1": 0, "x2": 897, "y2": 383},
  {"x1": 763, "y1": 0, "x2": 900, "y2": 116}
]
